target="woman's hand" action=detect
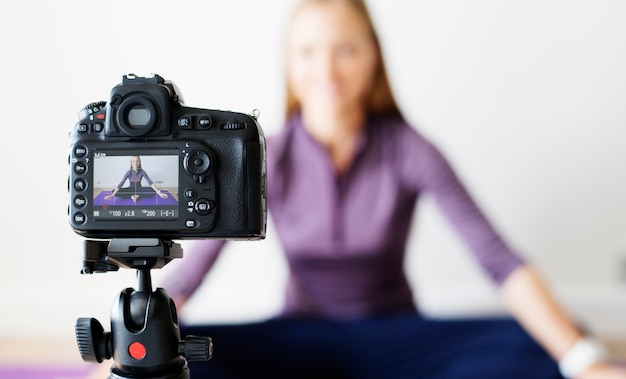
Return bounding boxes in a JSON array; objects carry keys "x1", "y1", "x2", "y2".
[
  {"x1": 105, "y1": 189, "x2": 118, "y2": 200},
  {"x1": 579, "y1": 363, "x2": 626, "y2": 379},
  {"x1": 157, "y1": 191, "x2": 168, "y2": 199}
]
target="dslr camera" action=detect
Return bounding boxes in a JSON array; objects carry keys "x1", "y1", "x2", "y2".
[{"x1": 68, "y1": 74, "x2": 266, "y2": 240}]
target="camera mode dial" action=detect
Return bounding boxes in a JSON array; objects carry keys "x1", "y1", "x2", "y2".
[{"x1": 78, "y1": 101, "x2": 107, "y2": 121}]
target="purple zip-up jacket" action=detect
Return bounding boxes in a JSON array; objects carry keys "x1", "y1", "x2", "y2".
[
  {"x1": 161, "y1": 114, "x2": 525, "y2": 318},
  {"x1": 117, "y1": 169, "x2": 153, "y2": 189}
]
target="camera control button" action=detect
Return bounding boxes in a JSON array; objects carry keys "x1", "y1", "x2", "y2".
[
  {"x1": 74, "y1": 162, "x2": 87, "y2": 174},
  {"x1": 74, "y1": 196, "x2": 87, "y2": 208},
  {"x1": 74, "y1": 145, "x2": 87, "y2": 157},
  {"x1": 194, "y1": 199, "x2": 212, "y2": 215},
  {"x1": 184, "y1": 151, "x2": 211, "y2": 175},
  {"x1": 74, "y1": 179, "x2": 87, "y2": 192},
  {"x1": 184, "y1": 189, "x2": 196, "y2": 199},
  {"x1": 93, "y1": 123, "x2": 104, "y2": 133},
  {"x1": 185, "y1": 219, "x2": 197, "y2": 228},
  {"x1": 73, "y1": 213, "x2": 86, "y2": 224},
  {"x1": 77, "y1": 124, "x2": 88, "y2": 133},
  {"x1": 199, "y1": 117, "x2": 212, "y2": 129},
  {"x1": 178, "y1": 117, "x2": 191, "y2": 129}
]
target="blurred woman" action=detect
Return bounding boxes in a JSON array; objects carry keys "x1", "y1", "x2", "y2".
[{"x1": 161, "y1": 1, "x2": 626, "y2": 378}]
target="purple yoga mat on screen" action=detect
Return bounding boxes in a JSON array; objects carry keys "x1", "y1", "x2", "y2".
[{"x1": 93, "y1": 190, "x2": 178, "y2": 206}]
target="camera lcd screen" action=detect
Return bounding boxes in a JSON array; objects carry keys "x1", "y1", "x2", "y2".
[{"x1": 92, "y1": 149, "x2": 179, "y2": 220}]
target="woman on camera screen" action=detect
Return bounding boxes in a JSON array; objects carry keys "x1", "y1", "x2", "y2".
[
  {"x1": 161, "y1": 1, "x2": 626, "y2": 378},
  {"x1": 103, "y1": 155, "x2": 169, "y2": 203}
]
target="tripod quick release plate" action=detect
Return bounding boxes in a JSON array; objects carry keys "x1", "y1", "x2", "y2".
[{"x1": 81, "y1": 238, "x2": 183, "y2": 274}]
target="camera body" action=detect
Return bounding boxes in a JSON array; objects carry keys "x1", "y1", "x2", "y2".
[{"x1": 68, "y1": 74, "x2": 266, "y2": 240}]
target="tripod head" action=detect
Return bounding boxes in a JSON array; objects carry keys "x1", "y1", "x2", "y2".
[{"x1": 76, "y1": 238, "x2": 212, "y2": 379}]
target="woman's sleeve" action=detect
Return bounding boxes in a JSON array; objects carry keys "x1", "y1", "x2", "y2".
[
  {"x1": 158, "y1": 239, "x2": 227, "y2": 300},
  {"x1": 141, "y1": 169, "x2": 154, "y2": 186},
  {"x1": 399, "y1": 127, "x2": 525, "y2": 285},
  {"x1": 116, "y1": 171, "x2": 131, "y2": 188}
]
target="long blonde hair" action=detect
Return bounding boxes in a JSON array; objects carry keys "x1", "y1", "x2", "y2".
[{"x1": 284, "y1": 0, "x2": 402, "y2": 120}]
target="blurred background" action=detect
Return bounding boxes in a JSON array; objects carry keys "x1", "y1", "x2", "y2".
[{"x1": 2, "y1": 0, "x2": 626, "y2": 368}]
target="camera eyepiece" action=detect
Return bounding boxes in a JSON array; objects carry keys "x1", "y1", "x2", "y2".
[
  {"x1": 116, "y1": 95, "x2": 159, "y2": 137},
  {"x1": 104, "y1": 74, "x2": 174, "y2": 138}
]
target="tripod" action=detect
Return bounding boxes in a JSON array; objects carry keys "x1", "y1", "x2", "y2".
[{"x1": 75, "y1": 238, "x2": 212, "y2": 379}]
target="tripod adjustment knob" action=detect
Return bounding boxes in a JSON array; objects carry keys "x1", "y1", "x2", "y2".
[
  {"x1": 179, "y1": 335, "x2": 213, "y2": 361},
  {"x1": 75, "y1": 317, "x2": 112, "y2": 363}
]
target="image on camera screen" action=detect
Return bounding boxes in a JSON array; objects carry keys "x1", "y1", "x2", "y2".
[{"x1": 92, "y1": 149, "x2": 179, "y2": 220}]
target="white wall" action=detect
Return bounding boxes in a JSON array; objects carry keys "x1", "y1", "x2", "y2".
[{"x1": 2, "y1": 0, "x2": 626, "y2": 342}]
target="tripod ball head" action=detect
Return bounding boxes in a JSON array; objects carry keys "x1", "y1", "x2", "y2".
[{"x1": 75, "y1": 239, "x2": 212, "y2": 379}]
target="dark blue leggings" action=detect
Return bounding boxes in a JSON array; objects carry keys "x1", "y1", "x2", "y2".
[
  {"x1": 182, "y1": 314, "x2": 562, "y2": 379},
  {"x1": 115, "y1": 186, "x2": 155, "y2": 197}
]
